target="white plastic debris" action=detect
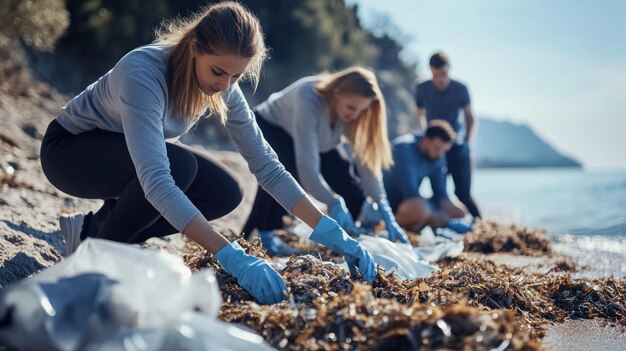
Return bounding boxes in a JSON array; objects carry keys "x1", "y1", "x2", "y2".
[
  {"x1": 356, "y1": 235, "x2": 464, "y2": 281},
  {"x1": 85, "y1": 312, "x2": 274, "y2": 351},
  {"x1": 357, "y1": 236, "x2": 437, "y2": 280},
  {"x1": 414, "y1": 239, "x2": 464, "y2": 262},
  {"x1": 29, "y1": 238, "x2": 222, "y2": 326},
  {"x1": 1, "y1": 238, "x2": 275, "y2": 351}
]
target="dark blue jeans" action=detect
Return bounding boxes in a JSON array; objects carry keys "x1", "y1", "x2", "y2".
[{"x1": 446, "y1": 144, "x2": 481, "y2": 218}]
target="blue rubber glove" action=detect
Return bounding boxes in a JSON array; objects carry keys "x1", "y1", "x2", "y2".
[
  {"x1": 258, "y1": 230, "x2": 297, "y2": 257},
  {"x1": 378, "y1": 199, "x2": 409, "y2": 243},
  {"x1": 358, "y1": 199, "x2": 383, "y2": 230},
  {"x1": 446, "y1": 218, "x2": 473, "y2": 234},
  {"x1": 215, "y1": 242, "x2": 287, "y2": 304},
  {"x1": 328, "y1": 197, "x2": 358, "y2": 234},
  {"x1": 309, "y1": 215, "x2": 377, "y2": 282}
]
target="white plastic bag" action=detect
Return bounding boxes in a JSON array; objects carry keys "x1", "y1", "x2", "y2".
[
  {"x1": 356, "y1": 235, "x2": 464, "y2": 280},
  {"x1": 3, "y1": 238, "x2": 277, "y2": 350},
  {"x1": 357, "y1": 236, "x2": 438, "y2": 280},
  {"x1": 85, "y1": 312, "x2": 275, "y2": 351},
  {"x1": 414, "y1": 240, "x2": 464, "y2": 262},
  {"x1": 29, "y1": 238, "x2": 222, "y2": 326}
]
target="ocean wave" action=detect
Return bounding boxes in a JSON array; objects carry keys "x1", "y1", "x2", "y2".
[{"x1": 551, "y1": 233, "x2": 626, "y2": 255}]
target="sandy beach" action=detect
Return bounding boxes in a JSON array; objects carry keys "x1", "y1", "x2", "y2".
[{"x1": 1, "y1": 47, "x2": 624, "y2": 349}]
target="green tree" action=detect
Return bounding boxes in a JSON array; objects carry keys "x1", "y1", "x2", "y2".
[
  {"x1": 0, "y1": 0, "x2": 69, "y2": 51},
  {"x1": 241, "y1": 0, "x2": 367, "y2": 100},
  {"x1": 56, "y1": 0, "x2": 170, "y2": 83}
]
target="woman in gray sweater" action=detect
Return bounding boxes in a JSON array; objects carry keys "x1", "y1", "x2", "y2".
[
  {"x1": 39, "y1": 2, "x2": 376, "y2": 305},
  {"x1": 242, "y1": 67, "x2": 409, "y2": 255}
]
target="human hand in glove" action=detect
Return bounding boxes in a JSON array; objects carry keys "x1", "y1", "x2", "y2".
[
  {"x1": 309, "y1": 215, "x2": 377, "y2": 282},
  {"x1": 215, "y1": 242, "x2": 287, "y2": 304},
  {"x1": 446, "y1": 218, "x2": 473, "y2": 234},
  {"x1": 378, "y1": 199, "x2": 409, "y2": 243},
  {"x1": 258, "y1": 230, "x2": 297, "y2": 257},
  {"x1": 328, "y1": 197, "x2": 358, "y2": 234},
  {"x1": 358, "y1": 199, "x2": 382, "y2": 230}
]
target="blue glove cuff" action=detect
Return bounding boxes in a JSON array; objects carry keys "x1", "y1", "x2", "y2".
[
  {"x1": 309, "y1": 215, "x2": 355, "y2": 254},
  {"x1": 309, "y1": 215, "x2": 339, "y2": 244},
  {"x1": 328, "y1": 197, "x2": 345, "y2": 217},
  {"x1": 215, "y1": 241, "x2": 244, "y2": 275}
]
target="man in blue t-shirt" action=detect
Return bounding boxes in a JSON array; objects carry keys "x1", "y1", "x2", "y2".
[
  {"x1": 383, "y1": 121, "x2": 470, "y2": 233},
  {"x1": 415, "y1": 52, "x2": 481, "y2": 218}
]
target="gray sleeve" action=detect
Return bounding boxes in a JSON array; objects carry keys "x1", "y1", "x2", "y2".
[
  {"x1": 354, "y1": 159, "x2": 384, "y2": 202},
  {"x1": 224, "y1": 84, "x2": 306, "y2": 212},
  {"x1": 290, "y1": 95, "x2": 338, "y2": 206},
  {"x1": 118, "y1": 70, "x2": 201, "y2": 232}
]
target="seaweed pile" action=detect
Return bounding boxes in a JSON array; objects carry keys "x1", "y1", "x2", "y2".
[
  {"x1": 372, "y1": 258, "x2": 625, "y2": 333},
  {"x1": 186, "y1": 241, "x2": 543, "y2": 350},
  {"x1": 183, "y1": 222, "x2": 625, "y2": 350},
  {"x1": 273, "y1": 229, "x2": 343, "y2": 263},
  {"x1": 464, "y1": 220, "x2": 552, "y2": 256},
  {"x1": 547, "y1": 258, "x2": 579, "y2": 273},
  {"x1": 220, "y1": 284, "x2": 542, "y2": 351}
]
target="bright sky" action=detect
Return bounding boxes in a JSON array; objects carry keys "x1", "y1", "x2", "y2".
[{"x1": 351, "y1": 0, "x2": 626, "y2": 170}]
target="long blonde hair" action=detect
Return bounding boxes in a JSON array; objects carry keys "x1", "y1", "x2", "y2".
[
  {"x1": 315, "y1": 66, "x2": 393, "y2": 178},
  {"x1": 154, "y1": 2, "x2": 267, "y2": 124}
]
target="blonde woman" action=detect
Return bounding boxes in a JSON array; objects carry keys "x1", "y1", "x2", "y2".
[
  {"x1": 242, "y1": 67, "x2": 409, "y2": 255},
  {"x1": 40, "y1": 2, "x2": 376, "y2": 305}
]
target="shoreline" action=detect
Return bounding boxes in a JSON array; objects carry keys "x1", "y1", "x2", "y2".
[{"x1": 1, "y1": 130, "x2": 624, "y2": 349}]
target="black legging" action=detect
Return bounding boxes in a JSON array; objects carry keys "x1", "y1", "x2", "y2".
[
  {"x1": 242, "y1": 113, "x2": 364, "y2": 238},
  {"x1": 40, "y1": 120, "x2": 243, "y2": 243}
]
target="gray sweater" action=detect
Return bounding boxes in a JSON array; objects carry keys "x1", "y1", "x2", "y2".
[
  {"x1": 56, "y1": 44, "x2": 306, "y2": 232},
  {"x1": 255, "y1": 77, "x2": 385, "y2": 206}
]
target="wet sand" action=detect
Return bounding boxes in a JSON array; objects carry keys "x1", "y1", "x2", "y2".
[{"x1": 543, "y1": 319, "x2": 626, "y2": 351}]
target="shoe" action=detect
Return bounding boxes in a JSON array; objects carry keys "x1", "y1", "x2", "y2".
[
  {"x1": 59, "y1": 212, "x2": 85, "y2": 256},
  {"x1": 258, "y1": 230, "x2": 297, "y2": 257}
]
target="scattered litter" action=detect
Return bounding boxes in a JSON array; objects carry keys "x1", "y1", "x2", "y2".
[{"x1": 0, "y1": 238, "x2": 275, "y2": 351}]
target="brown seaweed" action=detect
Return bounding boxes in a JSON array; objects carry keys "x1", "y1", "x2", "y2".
[
  {"x1": 464, "y1": 220, "x2": 552, "y2": 256},
  {"x1": 183, "y1": 223, "x2": 625, "y2": 350}
]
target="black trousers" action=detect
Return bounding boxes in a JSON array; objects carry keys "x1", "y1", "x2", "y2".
[
  {"x1": 242, "y1": 113, "x2": 364, "y2": 238},
  {"x1": 40, "y1": 120, "x2": 243, "y2": 243},
  {"x1": 446, "y1": 143, "x2": 481, "y2": 218}
]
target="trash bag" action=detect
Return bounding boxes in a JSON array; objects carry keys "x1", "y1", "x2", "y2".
[
  {"x1": 0, "y1": 238, "x2": 275, "y2": 351},
  {"x1": 356, "y1": 235, "x2": 464, "y2": 280},
  {"x1": 28, "y1": 238, "x2": 222, "y2": 326},
  {"x1": 357, "y1": 236, "x2": 438, "y2": 280},
  {"x1": 414, "y1": 239, "x2": 464, "y2": 262},
  {"x1": 0, "y1": 273, "x2": 117, "y2": 350},
  {"x1": 84, "y1": 313, "x2": 275, "y2": 351}
]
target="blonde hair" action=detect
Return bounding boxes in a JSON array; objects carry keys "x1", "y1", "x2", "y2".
[
  {"x1": 154, "y1": 1, "x2": 267, "y2": 124},
  {"x1": 315, "y1": 66, "x2": 393, "y2": 178}
]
